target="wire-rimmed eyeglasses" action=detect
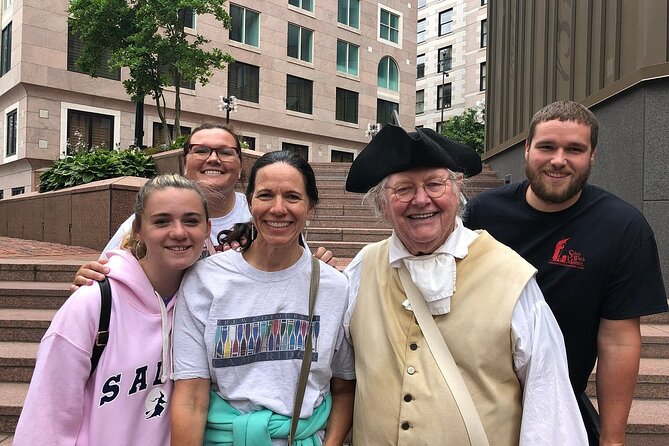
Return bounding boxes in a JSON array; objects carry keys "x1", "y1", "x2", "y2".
[
  {"x1": 386, "y1": 178, "x2": 452, "y2": 203},
  {"x1": 187, "y1": 144, "x2": 239, "y2": 161}
]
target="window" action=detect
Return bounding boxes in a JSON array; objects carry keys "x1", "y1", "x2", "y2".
[
  {"x1": 480, "y1": 62, "x2": 487, "y2": 91},
  {"x1": 377, "y1": 56, "x2": 399, "y2": 91},
  {"x1": 481, "y1": 0, "x2": 487, "y2": 5},
  {"x1": 439, "y1": 9, "x2": 453, "y2": 36},
  {"x1": 5, "y1": 109, "x2": 16, "y2": 157},
  {"x1": 230, "y1": 4, "x2": 259, "y2": 47},
  {"x1": 438, "y1": 46, "x2": 452, "y2": 72},
  {"x1": 287, "y1": 24, "x2": 313, "y2": 63},
  {"x1": 437, "y1": 83, "x2": 452, "y2": 110},
  {"x1": 377, "y1": 99, "x2": 398, "y2": 125},
  {"x1": 338, "y1": 0, "x2": 360, "y2": 29},
  {"x1": 67, "y1": 109, "x2": 114, "y2": 154},
  {"x1": 418, "y1": 0, "x2": 427, "y2": 8},
  {"x1": 417, "y1": 19, "x2": 426, "y2": 44},
  {"x1": 380, "y1": 8, "x2": 400, "y2": 44},
  {"x1": 416, "y1": 90, "x2": 425, "y2": 114},
  {"x1": 331, "y1": 150, "x2": 353, "y2": 162},
  {"x1": 1, "y1": 23, "x2": 11, "y2": 76},
  {"x1": 286, "y1": 75, "x2": 313, "y2": 114},
  {"x1": 0, "y1": 190, "x2": 3, "y2": 199},
  {"x1": 336, "y1": 40, "x2": 359, "y2": 76},
  {"x1": 11, "y1": 186, "x2": 23, "y2": 196},
  {"x1": 436, "y1": 121, "x2": 444, "y2": 133},
  {"x1": 481, "y1": 19, "x2": 488, "y2": 48},
  {"x1": 228, "y1": 61, "x2": 259, "y2": 103},
  {"x1": 68, "y1": 25, "x2": 119, "y2": 80},
  {"x1": 152, "y1": 123, "x2": 191, "y2": 147},
  {"x1": 242, "y1": 136, "x2": 256, "y2": 151},
  {"x1": 417, "y1": 54, "x2": 425, "y2": 79},
  {"x1": 282, "y1": 142, "x2": 309, "y2": 160},
  {"x1": 2, "y1": 0, "x2": 11, "y2": 11},
  {"x1": 336, "y1": 88, "x2": 358, "y2": 124},
  {"x1": 289, "y1": 0, "x2": 313, "y2": 13},
  {"x1": 179, "y1": 8, "x2": 195, "y2": 29}
]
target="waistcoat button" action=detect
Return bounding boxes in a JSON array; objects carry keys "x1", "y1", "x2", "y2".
[
  {"x1": 407, "y1": 366, "x2": 416, "y2": 375},
  {"x1": 401, "y1": 422, "x2": 410, "y2": 430}
]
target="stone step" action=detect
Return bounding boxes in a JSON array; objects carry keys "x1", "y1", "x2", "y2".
[
  {"x1": 588, "y1": 358, "x2": 669, "y2": 399},
  {"x1": 0, "y1": 282, "x2": 70, "y2": 310},
  {"x1": 642, "y1": 325, "x2": 669, "y2": 359},
  {"x1": 0, "y1": 261, "x2": 84, "y2": 283},
  {"x1": 0, "y1": 382, "x2": 28, "y2": 434},
  {"x1": 306, "y1": 228, "x2": 392, "y2": 243},
  {"x1": 0, "y1": 309, "x2": 56, "y2": 342},
  {"x1": 314, "y1": 204, "x2": 378, "y2": 217},
  {"x1": 308, "y1": 216, "x2": 388, "y2": 229},
  {"x1": 0, "y1": 342, "x2": 38, "y2": 383},
  {"x1": 591, "y1": 398, "x2": 669, "y2": 445},
  {"x1": 317, "y1": 194, "x2": 367, "y2": 206},
  {"x1": 306, "y1": 241, "x2": 366, "y2": 259},
  {"x1": 643, "y1": 305, "x2": 669, "y2": 324}
]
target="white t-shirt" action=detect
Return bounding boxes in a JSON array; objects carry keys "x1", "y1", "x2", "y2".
[
  {"x1": 173, "y1": 248, "x2": 354, "y2": 419},
  {"x1": 102, "y1": 192, "x2": 251, "y2": 254}
]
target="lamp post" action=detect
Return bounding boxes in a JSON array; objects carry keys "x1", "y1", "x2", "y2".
[
  {"x1": 439, "y1": 51, "x2": 450, "y2": 128},
  {"x1": 365, "y1": 122, "x2": 382, "y2": 138},
  {"x1": 219, "y1": 95, "x2": 238, "y2": 123}
]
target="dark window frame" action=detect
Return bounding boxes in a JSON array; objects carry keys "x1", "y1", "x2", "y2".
[
  {"x1": 335, "y1": 88, "x2": 359, "y2": 124},
  {"x1": 377, "y1": 98, "x2": 399, "y2": 126},
  {"x1": 1, "y1": 22, "x2": 11, "y2": 76},
  {"x1": 287, "y1": 23, "x2": 313, "y2": 63},
  {"x1": 437, "y1": 83, "x2": 452, "y2": 110},
  {"x1": 66, "y1": 109, "x2": 114, "y2": 154},
  {"x1": 438, "y1": 46, "x2": 452, "y2": 73},
  {"x1": 417, "y1": 53, "x2": 425, "y2": 79},
  {"x1": 5, "y1": 108, "x2": 17, "y2": 157},
  {"x1": 286, "y1": 75, "x2": 313, "y2": 114},
  {"x1": 230, "y1": 4, "x2": 260, "y2": 47},
  {"x1": 228, "y1": 61, "x2": 260, "y2": 103},
  {"x1": 481, "y1": 19, "x2": 488, "y2": 48},
  {"x1": 67, "y1": 24, "x2": 120, "y2": 81},
  {"x1": 417, "y1": 18, "x2": 426, "y2": 44},
  {"x1": 439, "y1": 9, "x2": 453, "y2": 36},
  {"x1": 416, "y1": 89, "x2": 425, "y2": 115},
  {"x1": 480, "y1": 62, "x2": 487, "y2": 91},
  {"x1": 337, "y1": 0, "x2": 360, "y2": 29}
]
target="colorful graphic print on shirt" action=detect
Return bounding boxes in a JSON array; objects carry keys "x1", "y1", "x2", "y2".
[{"x1": 213, "y1": 313, "x2": 320, "y2": 367}]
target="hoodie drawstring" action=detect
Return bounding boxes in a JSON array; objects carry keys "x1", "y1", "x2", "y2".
[{"x1": 155, "y1": 290, "x2": 170, "y2": 384}]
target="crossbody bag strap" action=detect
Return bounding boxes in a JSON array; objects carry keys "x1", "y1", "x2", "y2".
[
  {"x1": 90, "y1": 277, "x2": 112, "y2": 377},
  {"x1": 398, "y1": 264, "x2": 489, "y2": 446},
  {"x1": 288, "y1": 256, "x2": 320, "y2": 446}
]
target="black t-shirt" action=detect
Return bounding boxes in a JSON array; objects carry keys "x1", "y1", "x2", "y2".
[{"x1": 464, "y1": 181, "x2": 667, "y2": 395}]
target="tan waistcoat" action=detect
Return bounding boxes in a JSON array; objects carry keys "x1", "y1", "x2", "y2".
[{"x1": 350, "y1": 231, "x2": 536, "y2": 445}]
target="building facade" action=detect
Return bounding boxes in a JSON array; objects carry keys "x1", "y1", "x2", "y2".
[
  {"x1": 415, "y1": 0, "x2": 487, "y2": 131},
  {"x1": 0, "y1": 0, "x2": 418, "y2": 197}
]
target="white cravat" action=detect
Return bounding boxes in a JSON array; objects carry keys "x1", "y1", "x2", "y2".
[{"x1": 402, "y1": 253, "x2": 456, "y2": 315}]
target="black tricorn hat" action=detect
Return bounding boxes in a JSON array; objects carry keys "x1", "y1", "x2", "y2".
[{"x1": 345, "y1": 124, "x2": 482, "y2": 193}]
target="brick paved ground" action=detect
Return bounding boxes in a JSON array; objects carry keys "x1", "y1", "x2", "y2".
[{"x1": 0, "y1": 237, "x2": 100, "y2": 259}]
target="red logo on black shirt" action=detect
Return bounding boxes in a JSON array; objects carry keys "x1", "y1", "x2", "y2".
[{"x1": 549, "y1": 238, "x2": 585, "y2": 269}]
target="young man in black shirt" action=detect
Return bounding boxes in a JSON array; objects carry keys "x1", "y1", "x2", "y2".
[{"x1": 465, "y1": 101, "x2": 667, "y2": 446}]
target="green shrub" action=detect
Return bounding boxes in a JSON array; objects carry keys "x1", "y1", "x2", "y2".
[{"x1": 39, "y1": 148, "x2": 156, "y2": 192}]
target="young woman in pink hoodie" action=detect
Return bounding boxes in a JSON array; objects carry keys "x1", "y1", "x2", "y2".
[{"x1": 14, "y1": 174, "x2": 211, "y2": 445}]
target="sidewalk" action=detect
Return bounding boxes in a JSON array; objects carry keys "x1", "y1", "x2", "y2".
[{"x1": 0, "y1": 237, "x2": 100, "y2": 261}]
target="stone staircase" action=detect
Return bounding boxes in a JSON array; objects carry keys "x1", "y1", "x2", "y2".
[{"x1": 0, "y1": 163, "x2": 666, "y2": 445}]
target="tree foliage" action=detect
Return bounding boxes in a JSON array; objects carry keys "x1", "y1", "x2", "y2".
[
  {"x1": 68, "y1": 0, "x2": 234, "y2": 144},
  {"x1": 441, "y1": 105, "x2": 485, "y2": 155}
]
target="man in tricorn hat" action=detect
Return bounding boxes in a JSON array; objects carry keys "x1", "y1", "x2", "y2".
[{"x1": 342, "y1": 124, "x2": 587, "y2": 445}]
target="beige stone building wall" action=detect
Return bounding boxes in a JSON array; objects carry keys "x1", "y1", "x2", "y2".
[
  {"x1": 0, "y1": 0, "x2": 418, "y2": 196},
  {"x1": 415, "y1": 0, "x2": 486, "y2": 130}
]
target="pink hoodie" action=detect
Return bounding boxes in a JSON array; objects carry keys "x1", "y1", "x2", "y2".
[{"x1": 14, "y1": 250, "x2": 176, "y2": 445}]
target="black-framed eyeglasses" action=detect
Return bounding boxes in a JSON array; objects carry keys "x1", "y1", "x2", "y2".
[
  {"x1": 386, "y1": 178, "x2": 452, "y2": 203},
  {"x1": 187, "y1": 144, "x2": 239, "y2": 161}
]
